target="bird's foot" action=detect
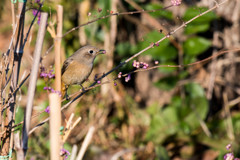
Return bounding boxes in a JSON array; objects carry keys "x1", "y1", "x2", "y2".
[
  {"x1": 80, "y1": 84, "x2": 86, "y2": 92},
  {"x1": 65, "y1": 92, "x2": 70, "y2": 100},
  {"x1": 66, "y1": 95, "x2": 70, "y2": 100}
]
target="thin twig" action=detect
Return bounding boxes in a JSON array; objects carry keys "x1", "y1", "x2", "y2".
[
  {"x1": 1, "y1": 72, "x2": 30, "y2": 111},
  {"x1": 43, "y1": 4, "x2": 174, "y2": 57},
  {"x1": 76, "y1": 126, "x2": 95, "y2": 160},
  {"x1": 70, "y1": 145, "x2": 78, "y2": 160},
  {"x1": 22, "y1": 3, "x2": 43, "y2": 48}
]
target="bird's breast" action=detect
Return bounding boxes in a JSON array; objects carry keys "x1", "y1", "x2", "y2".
[{"x1": 62, "y1": 60, "x2": 93, "y2": 86}]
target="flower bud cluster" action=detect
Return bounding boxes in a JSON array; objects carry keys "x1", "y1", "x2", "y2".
[
  {"x1": 43, "y1": 86, "x2": 61, "y2": 97},
  {"x1": 132, "y1": 60, "x2": 149, "y2": 69},
  {"x1": 118, "y1": 72, "x2": 122, "y2": 78},
  {"x1": 40, "y1": 67, "x2": 55, "y2": 79},
  {"x1": 125, "y1": 74, "x2": 131, "y2": 82},
  {"x1": 45, "y1": 106, "x2": 50, "y2": 113},
  {"x1": 171, "y1": 0, "x2": 182, "y2": 6}
]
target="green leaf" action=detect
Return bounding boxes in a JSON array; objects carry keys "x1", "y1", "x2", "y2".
[
  {"x1": 183, "y1": 55, "x2": 196, "y2": 65},
  {"x1": 36, "y1": 79, "x2": 46, "y2": 92},
  {"x1": 95, "y1": 29, "x2": 105, "y2": 42},
  {"x1": 179, "y1": 70, "x2": 189, "y2": 79},
  {"x1": 184, "y1": 23, "x2": 210, "y2": 34},
  {"x1": 183, "y1": 37, "x2": 211, "y2": 56},
  {"x1": 15, "y1": 107, "x2": 24, "y2": 125},
  {"x1": 157, "y1": 61, "x2": 177, "y2": 73},
  {"x1": 232, "y1": 113, "x2": 240, "y2": 135},
  {"x1": 145, "y1": 3, "x2": 173, "y2": 20},
  {"x1": 154, "y1": 76, "x2": 178, "y2": 90},
  {"x1": 137, "y1": 31, "x2": 177, "y2": 62},
  {"x1": 153, "y1": 46, "x2": 178, "y2": 62},
  {"x1": 171, "y1": 96, "x2": 182, "y2": 108},
  {"x1": 155, "y1": 145, "x2": 170, "y2": 160},
  {"x1": 184, "y1": 97, "x2": 208, "y2": 129},
  {"x1": 183, "y1": 7, "x2": 218, "y2": 24},
  {"x1": 185, "y1": 82, "x2": 205, "y2": 98},
  {"x1": 139, "y1": 31, "x2": 170, "y2": 50},
  {"x1": 116, "y1": 42, "x2": 132, "y2": 57},
  {"x1": 147, "y1": 103, "x2": 160, "y2": 115},
  {"x1": 97, "y1": 0, "x2": 111, "y2": 27},
  {"x1": 183, "y1": 83, "x2": 209, "y2": 129},
  {"x1": 146, "y1": 105, "x2": 179, "y2": 144},
  {"x1": 85, "y1": 23, "x2": 100, "y2": 42},
  {"x1": 162, "y1": 107, "x2": 179, "y2": 127},
  {"x1": 179, "y1": 121, "x2": 191, "y2": 134}
]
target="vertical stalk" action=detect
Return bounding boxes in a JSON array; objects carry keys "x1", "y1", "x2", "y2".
[
  {"x1": 21, "y1": 12, "x2": 48, "y2": 157},
  {"x1": 49, "y1": 93, "x2": 61, "y2": 160},
  {"x1": 54, "y1": 5, "x2": 63, "y2": 92}
]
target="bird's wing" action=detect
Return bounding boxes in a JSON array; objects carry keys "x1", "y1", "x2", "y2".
[{"x1": 61, "y1": 58, "x2": 73, "y2": 75}]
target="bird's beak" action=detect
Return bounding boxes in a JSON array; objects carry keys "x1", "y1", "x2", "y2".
[{"x1": 97, "y1": 49, "x2": 106, "y2": 55}]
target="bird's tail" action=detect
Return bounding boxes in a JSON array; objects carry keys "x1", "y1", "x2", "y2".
[{"x1": 61, "y1": 82, "x2": 66, "y2": 98}]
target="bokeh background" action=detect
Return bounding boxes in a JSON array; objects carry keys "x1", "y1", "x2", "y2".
[{"x1": 0, "y1": 0, "x2": 240, "y2": 159}]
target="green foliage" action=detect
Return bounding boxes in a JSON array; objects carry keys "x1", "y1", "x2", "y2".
[
  {"x1": 97, "y1": 0, "x2": 111, "y2": 27},
  {"x1": 137, "y1": 31, "x2": 177, "y2": 62},
  {"x1": 145, "y1": 3, "x2": 173, "y2": 20},
  {"x1": 183, "y1": 7, "x2": 217, "y2": 34},
  {"x1": 182, "y1": 83, "x2": 208, "y2": 129},
  {"x1": 232, "y1": 113, "x2": 240, "y2": 135},
  {"x1": 15, "y1": 107, "x2": 24, "y2": 132},
  {"x1": 154, "y1": 75, "x2": 178, "y2": 90},
  {"x1": 157, "y1": 62, "x2": 177, "y2": 73},
  {"x1": 146, "y1": 103, "x2": 179, "y2": 144},
  {"x1": 36, "y1": 79, "x2": 46, "y2": 92},
  {"x1": 116, "y1": 42, "x2": 132, "y2": 57},
  {"x1": 183, "y1": 54, "x2": 197, "y2": 65},
  {"x1": 155, "y1": 145, "x2": 170, "y2": 160},
  {"x1": 146, "y1": 83, "x2": 209, "y2": 146},
  {"x1": 85, "y1": 23, "x2": 105, "y2": 43},
  {"x1": 183, "y1": 7, "x2": 218, "y2": 24},
  {"x1": 185, "y1": 82, "x2": 205, "y2": 97},
  {"x1": 0, "y1": 0, "x2": 5, "y2": 18},
  {"x1": 184, "y1": 23, "x2": 210, "y2": 34},
  {"x1": 183, "y1": 37, "x2": 211, "y2": 56}
]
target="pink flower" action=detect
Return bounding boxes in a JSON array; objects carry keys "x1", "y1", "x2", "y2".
[
  {"x1": 226, "y1": 144, "x2": 232, "y2": 150},
  {"x1": 125, "y1": 74, "x2": 131, "y2": 82},
  {"x1": 45, "y1": 106, "x2": 50, "y2": 114},
  {"x1": 60, "y1": 148, "x2": 70, "y2": 160},
  {"x1": 224, "y1": 153, "x2": 234, "y2": 160},
  {"x1": 32, "y1": 9, "x2": 41, "y2": 25},
  {"x1": 171, "y1": 0, "x2": 182, "y2": 6}
]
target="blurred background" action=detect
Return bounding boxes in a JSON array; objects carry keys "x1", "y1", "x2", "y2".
[{"x1": 1, "y1": 0, "x2": 240, "y2": 159}]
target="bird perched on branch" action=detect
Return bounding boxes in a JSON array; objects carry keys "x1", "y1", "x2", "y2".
[{"x1": 61, "y1": 45, "x2": 106, "y2": 99}]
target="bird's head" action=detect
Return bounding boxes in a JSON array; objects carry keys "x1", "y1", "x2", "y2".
[{"x1": 74, "y1": 45, "x2": 106, "y2": 63}]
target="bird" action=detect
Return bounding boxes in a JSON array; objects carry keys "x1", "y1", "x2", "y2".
[{"x1": 61, "y1": 45, "x2": 105, "y2": 99}]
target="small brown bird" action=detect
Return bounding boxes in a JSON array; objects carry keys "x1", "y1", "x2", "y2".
[{"x1": 61, "y1": 45, "x2": 105, "y2": 99}]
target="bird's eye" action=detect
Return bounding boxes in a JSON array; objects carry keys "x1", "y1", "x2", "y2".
[{"x1": 88, "y1": 50, "x2": 94, "y2": 54}]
